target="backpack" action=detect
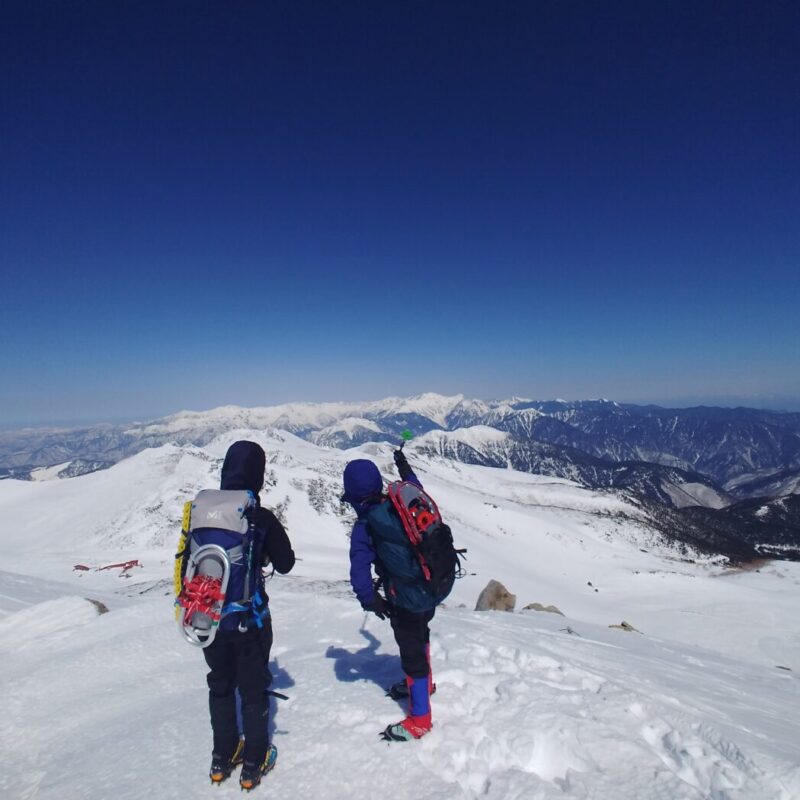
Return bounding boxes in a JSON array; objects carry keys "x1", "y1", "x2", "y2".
[
  {"x1": 364, "y1": 481, "x2": 464, "y2": 613},
  {"x1": 174, "y1": 489, "x2": 269, "y2": 648}
]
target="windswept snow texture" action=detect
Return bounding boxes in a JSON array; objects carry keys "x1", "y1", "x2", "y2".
[
  {"x1": 3, "y1": 590, "x2": 799, "y2": 800},
  {"x1": 1, "y1": 431, "x2": 800, "y2": 799}
]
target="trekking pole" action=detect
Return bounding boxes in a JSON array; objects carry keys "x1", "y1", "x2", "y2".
[{"x1": 398, "y1": 429, "x2": 413, "y2": 451}]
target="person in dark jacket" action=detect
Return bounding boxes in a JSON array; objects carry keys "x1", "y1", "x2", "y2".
[
  {"x1": 342, "y1": 449, "x2": 436, "y2": 742},
  {"x1": 204, "y1": 441, "x2": 295, "y2": 789}
]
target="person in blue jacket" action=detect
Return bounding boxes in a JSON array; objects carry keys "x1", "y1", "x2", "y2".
[{"x1": 342, "y1": 449, "x2": 436, "y2": 741}]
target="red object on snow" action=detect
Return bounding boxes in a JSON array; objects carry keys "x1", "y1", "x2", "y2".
[{"x1": 98, "y1": 559, "x2": 141, "y2": 572}]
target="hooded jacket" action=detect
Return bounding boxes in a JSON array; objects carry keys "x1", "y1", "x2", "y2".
[
  {"x1": 344, "y1": 457, "x2": 421, "y2": 608},
  {"x1": 220, "y1": 441, "x2": 295, "y2": 574},
  {"x1": 221, "y1": 440, "x2": 267, "y2": 494}
]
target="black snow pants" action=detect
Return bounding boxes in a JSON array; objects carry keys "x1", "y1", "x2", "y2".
[
  {"x1": 389, "y1": 607, "x2": 435, "y2": 679},
  {"x1": 202, "y1": 621, "x2": 273, "y2": 765}
]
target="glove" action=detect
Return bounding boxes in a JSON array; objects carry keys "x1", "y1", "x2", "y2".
[
  {"x1": 363, "y1": 593, "x2": 391, "y2": 620},
  {"x1": 393, "y1": 449, "x2": 411, "y2": 480}
]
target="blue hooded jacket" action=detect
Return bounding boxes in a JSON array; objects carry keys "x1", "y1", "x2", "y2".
[{"x1": 343, "y1": 458, "x2": 421, "y2": 608}]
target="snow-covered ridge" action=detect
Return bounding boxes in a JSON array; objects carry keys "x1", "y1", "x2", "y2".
[
  {"x1": 308, "y1": 417, "x2": 384, "y2": 448},
  {"x1": 4, "y1": 394, "x2": 800, "y2": 564},
  {"x1": 662, "y1": 481, "x2": 730, "y2": 510},
  {"x1": 30, "y1": 461, "x2": 72, "y2": 481},
  {"x1": 416, "y1": 426, "x2": 512, "y2": 449},
  {"x1": 319, "y1": 417, "x2": 382, "y2": 435},
  {"x1": 130, "y1": 393, "x2": 470, "y2": 436}
]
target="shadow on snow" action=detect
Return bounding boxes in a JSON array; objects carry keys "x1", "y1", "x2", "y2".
[{"x1": 325, "y1": 626, "x2": 403, "y2": 707}]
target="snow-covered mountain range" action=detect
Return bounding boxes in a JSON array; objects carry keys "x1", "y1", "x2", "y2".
[
  {"x1": 1, "y1": 428, "x2": 799, "y2": 799},
  {"x1": 4, "y1": 393, "x2": 800, "y2": 490},
  {"x1": 3, "y1": 394, "x2": 799, "y2": 558}
]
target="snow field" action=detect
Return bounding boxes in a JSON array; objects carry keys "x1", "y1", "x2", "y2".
[{"x1": 1, "y1": 585, "x2": 799, "y2": 800}]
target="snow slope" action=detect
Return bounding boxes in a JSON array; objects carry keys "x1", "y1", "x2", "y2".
[
  {"x1": 663, "y1": 481, "x2": 730, "y2": 509},
  {"x1": 2, "y1": 581, "x2": 798, "y2": 800},
  {"x1": 1, "y1": 430, "x2": 800, "y2": 799},
  {"x1": 309, "y1": 417, "x2": 384, "y2": 448}
]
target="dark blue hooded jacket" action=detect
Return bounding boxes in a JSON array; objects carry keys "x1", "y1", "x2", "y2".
[
  {"x1": 220, "y1": 440, "x2": 295, "y2": 575},
  {"x1": 343, "y1": 458, "x2": 421, "y2": 608},
  {"x1": 221, "y1": 440, "x2": 267, "y2": 495}
]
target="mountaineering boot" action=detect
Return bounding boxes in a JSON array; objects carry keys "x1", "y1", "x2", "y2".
[
  {"x1": 239, "y1": 744, "x2": 278, "y2": 792},
  {"x1": 209, "y1": 737, "x2": 245, "y2": 784},
  {"x1": 380, "y1": 675, "x2": 432, "y2": 742},
  {"x1": 380, "y1": 710, "x2": 432, "y2": 741}
]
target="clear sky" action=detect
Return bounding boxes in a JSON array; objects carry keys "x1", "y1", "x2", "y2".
[{"x1": 2, "y1": 1, "x2": 799, "y2": 425}]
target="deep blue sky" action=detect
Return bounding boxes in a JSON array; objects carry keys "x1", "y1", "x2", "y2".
[{"x1": 2, "y1": 1, "x2": 799, "y2": 425}]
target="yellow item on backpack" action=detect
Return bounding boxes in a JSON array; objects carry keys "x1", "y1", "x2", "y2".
[{"x1": 173, "y1": 501, "x2": 192, "y2": 617}]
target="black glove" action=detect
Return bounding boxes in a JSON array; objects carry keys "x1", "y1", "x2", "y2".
[
  {"x1": 393, "y1": 449, "x2": 412, "y2": 480},
  {"x1": 363, "y1": 593, "x2": 391, "y2": 620}
]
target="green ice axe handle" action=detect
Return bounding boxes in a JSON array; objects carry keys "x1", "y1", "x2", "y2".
[{"x1": 399, "y1": 429, "x2": 413, "y2": 450}]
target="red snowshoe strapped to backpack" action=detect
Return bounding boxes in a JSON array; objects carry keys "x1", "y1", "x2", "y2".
[
  {"x1": 364, "y1": 481, "x2": 464, "y2": 611},
  {"x1": 387, "y1": 482, "x2": 444, "y2": 582},
  {"x1": 175, "y1": 489, "x2": 269, "y2": 648}
]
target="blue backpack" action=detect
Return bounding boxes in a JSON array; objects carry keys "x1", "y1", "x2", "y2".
[
  {"x1": 175, "y1": 489, "x2": 269, "y2": 647},
  {"x1": 364, "y1": 481, "x2": 463, "y2": 613}
]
